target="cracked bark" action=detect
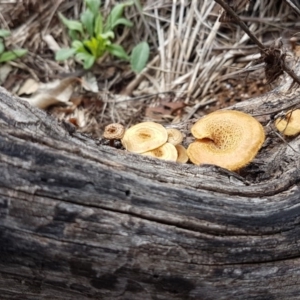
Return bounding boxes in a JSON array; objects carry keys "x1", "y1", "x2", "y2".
[{"x1": 1, "y1": 68, "x2": 300, "y2": 300}]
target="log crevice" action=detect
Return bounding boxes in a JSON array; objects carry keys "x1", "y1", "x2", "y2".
[{"x1": 2, "y1": 76, "x2": 300, "y2": 299}]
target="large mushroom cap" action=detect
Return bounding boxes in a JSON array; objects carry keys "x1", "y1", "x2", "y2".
[
  {"x1": 141, "y1": 142, "x2": 178, "y2": 161},
  {"x1": 275, "y1": 109, "x2": 300, "y2": 136},
  {"x1": 187, "y1": 110, "x2": 265, "y2": 171},
  {"x1": 121, "y1": 122, "x2": 168, "y2": 153}
]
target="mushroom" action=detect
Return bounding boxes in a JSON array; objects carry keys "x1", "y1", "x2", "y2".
[
  {"x1": 166, "y1": 128, "x2": 184, "y2": 145},
  {"x1": 187, "y1": 110, "x2": 265, "y2": 171},
  {"x1": 175, "y1": 144, "x2": 189, "y2": 163},
  {"x1": 141, "y1": 142, "x2": 178, "y2": 161},
  {"x1": 275, "y1": 109, "x2": 300, "y2": 136},
  {"x1": 121, "y1": 122, "x2": 168, "y2": 153},
  {"x1": 103, "y1": 123, "x2": 125, "y2": 146}
]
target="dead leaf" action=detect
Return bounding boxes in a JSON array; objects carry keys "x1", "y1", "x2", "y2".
[
  {"x1": 293, "y1": 45, "x2": 300, "y2": 57},
  {"x1": 81, "y1": 72, "x2": 99, "y2": 93},
  {"x1": 43, "y1": 34, "x2": 60, "y2": 52},
  {"x1": 22, "y1": 77, "x2": 81, "y2": 109},
  {"x1": 0, "y1": 64, "x2": 12, "y2": 85},
  {"x1": 160, "y1": 101, "x2": 187, "y2": 115},
  {"x1": 70, "y1": 96, "x2": 83, "y2": 107},
  {"x1": 68, "y1": 117, "x2": 79, "y2": 127},
  {"x1": 145, "y1": 106, "x2": 172, "y2": 120},
  {"x1": 18, "y1": 78, "x2": 39, "y2": 95},
  {"x1": 145, "y1": 101, "x2": 187, "y2": 120}
]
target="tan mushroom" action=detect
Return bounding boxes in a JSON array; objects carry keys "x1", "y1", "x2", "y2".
[
  {"x1": 175, "y1": 144, "x2": 189, "y2": 163},
  {"x1": 275, "y1": 109, "x2": 300, "y2": 136},
  {"x1": 121, "y1": 122, "x2": 168, "y2": 153},
  {"x1": 141, "y1": 142, "x2": 178, "y2": 162},
  {"x1": 103, "y1": 123, "x2": 125, "y2": 146},
  {"x1": 187, "y1": 110, "x2": 265, "y2": 171},
  {"x1": 166, "y1": 128, "x2": 184, "y2": 145}
]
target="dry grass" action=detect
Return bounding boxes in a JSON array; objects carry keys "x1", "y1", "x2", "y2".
[{"x1": 0, "y1": 0, "x2": 300, "y2": 136}]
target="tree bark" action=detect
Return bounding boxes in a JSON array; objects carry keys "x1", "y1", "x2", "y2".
[{"x1": 1, "y1": 72, "x2": 300, "y2": 300}]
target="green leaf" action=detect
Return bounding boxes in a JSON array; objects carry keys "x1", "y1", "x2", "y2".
[
  {"x1": 0, "y1": 42, "x2": 4, "y2": 54},
  {"x1": 94, "y1": 13, "x2": 103, "y2": 36},
  {"x1": 104, "y1": 1, "x2": 133, "y2": 32},
  {"x1": 13, "y1": 49, "x2": 27, "y2": 57},
  {"x1": 71, "y1": 40, "x2": 84, "y2": 50},
  {"x1": 130, "y1": 41, "x2": 149, "y2": 73},
  {"x1": 83, "y1": 55, "x2": 95, "y2": 69},
  {"x1": 111, "y1": 17, "x2": 133, "y2": 28},
  {"x1": 59, "y1": 13, "x2": 83, "y2": 34},
  {"x1": 0, "y1": 29, "x2": 10, "y2": 38},
  {"x1": 68, "y1": 29, "x2": 79, "y2": 41},
  {"x1": 80, "y1": 9, "x2": 94, "y2": 36},
  {"x1": 107, "y1": 44, "x2": 129, "y2": 60},
  {"x1": 0, "y1": 49, "x2": 27, "y2": 63},
  {"x1": 85, "y1": 0, "x2": 101, "y2": 15},
  {"x1": 83, "y1": 36, "x2": 107, "y2": 58},
  {"x1": 83, "y1": 37, "x2": 99, "y2": 57},
  {"x1": 75, "y1": 52, "x2": 95, "y2": 69},
  {"x1": 55, "y1": 48, "x2": 76, "y2": 61},
  {"x1": 133, "y1": 0, "x2": 142, "y2": 10},
  {"x1": 100, "y1": 31, "x2": 114, "y2": 40}
]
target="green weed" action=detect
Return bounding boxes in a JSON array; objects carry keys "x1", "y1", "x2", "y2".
[
  {"x1": 0, "y1": 29, "x2": 27, "y2": 63},
  {"x1": 56, "y1": 0, "x2": 149, "y2": 72}
]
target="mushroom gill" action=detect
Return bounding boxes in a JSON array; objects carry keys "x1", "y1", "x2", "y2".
[{"x1": 187, "y1": 110, "x2": 265, "y2": 171}]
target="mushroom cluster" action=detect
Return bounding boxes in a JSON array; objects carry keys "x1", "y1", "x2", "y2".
[
  {"x1": 102, "y1": 110, "x2": 265, "y2": 171},
  {"x1": 275, "y1": 109, "x2": 300, "y2": 136},
  {"x1": 187, "y1": 110, "x2": 265, "y2": 171},
  {"x1": 121, "y1": 122, "x2": 188, "y2": 163}
]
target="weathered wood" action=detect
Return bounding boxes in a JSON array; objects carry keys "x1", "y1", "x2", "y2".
[{"x1": 1, "y1": 70, "x2": 300, "y2": 300}]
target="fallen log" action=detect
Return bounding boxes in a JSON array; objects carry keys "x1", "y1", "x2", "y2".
[{"x1": 1, "y1": 71, "x2": 300, "y2": 299}]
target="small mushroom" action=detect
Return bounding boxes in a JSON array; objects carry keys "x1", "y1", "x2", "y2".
[
  {"x1": 187, "y1": 110, "x2": 265, "y2": 171},
  {"x1": 175, "y1": 144, "x2": 189, "y2": 163},
  {"x1": 121, "y1": 122, "x2": 168, "y2": 153},
  {"x1": 141, "y1": 142, "x2": 178, "y2": 161},
  {"x1": 275, "y1": 109, "x2": 300, "y2": 136},
  {"x1": 103, "y1": 123, "x2": 125, "y2": 146},
  {"x1": 166, "y1": 128, "x2": 184, "y2": 145}
]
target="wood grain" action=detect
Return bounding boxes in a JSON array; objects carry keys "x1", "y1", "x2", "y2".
[{"x1": 1, "y1": 71, "x2": 300, "y2": 299}]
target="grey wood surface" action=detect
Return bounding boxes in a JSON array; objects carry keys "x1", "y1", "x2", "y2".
[{"x1": 1, "y1": 72, "x2": 300, "y2": 300}]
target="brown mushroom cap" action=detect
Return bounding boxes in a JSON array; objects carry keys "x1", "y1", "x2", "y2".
[
  {"x1": 275, "y1": 110, "x2": 300, "y2": 136},
  {"x1": 175, "y1": 144, "x2": 189, "y2": 163},
  {"x1": 166, "y1": 128, "x2": 184, "y2": 145},
  {"x1": 187, "y1": 110, "x2": 265, "y2": 171},
  {"x1": 121, "y1": 122, "x2": 168, "y2": 153},
  {"x1": 103, "y1": 123, "x2": 125, "y2": 139},
  {"x1": 141, "y1": 142, "x2": 178, "y2": 161}
]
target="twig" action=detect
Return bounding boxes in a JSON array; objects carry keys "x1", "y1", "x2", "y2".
[
  {"x1": 282, "y1": 64, "x2": 300, "y2": 86},
  {"x1": 284, "y1": 0, "x2": 300, "y2": 16},
  {"x1": 214, "y1": 0, "x2": 300, "y2": 87},
  {"x1": 214, "y1": 0, "x2": 265, "y2": 50}
]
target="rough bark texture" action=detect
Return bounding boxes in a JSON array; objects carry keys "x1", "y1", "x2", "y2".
[{"x1": 1, "y1": 71, "x2": 300, "y2": 300}]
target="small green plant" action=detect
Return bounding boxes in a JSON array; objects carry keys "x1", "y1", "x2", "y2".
[
  {"x1": 56, "y1": 0, "x2": 149, "y2": 72},
  {"x1": 0, "y1": 29, "x2": 27, "y2": 63}
]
